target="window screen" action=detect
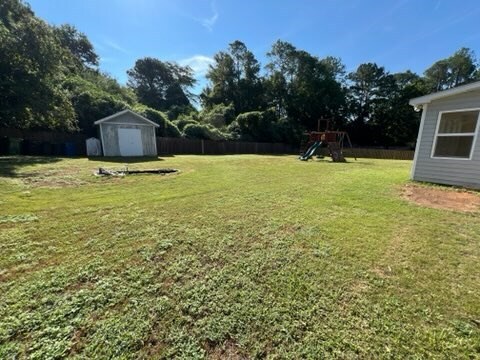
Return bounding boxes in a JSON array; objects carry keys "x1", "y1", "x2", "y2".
[
  {"x1": 438, "y1": 111, "x2": 478, "y2": 133},
  {"x1": 433, "y1": 110, "x2": 478, "y2": 159}
]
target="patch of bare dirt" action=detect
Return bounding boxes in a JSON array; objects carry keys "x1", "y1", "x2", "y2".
[
  {"x1": 402, "y1": 184, "x2": 480, "y2": 212},
  {"x1": 206, "y1": 339, "x2": 248, "y2": 360}
]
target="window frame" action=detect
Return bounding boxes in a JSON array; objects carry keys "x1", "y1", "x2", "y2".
[{"x1": 431, "y1": 108, "x2": 480, "y2": 160}]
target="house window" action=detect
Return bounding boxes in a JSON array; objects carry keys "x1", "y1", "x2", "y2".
[{"x1": 432, "y1": 110, "x2": 479, "y2": 159}]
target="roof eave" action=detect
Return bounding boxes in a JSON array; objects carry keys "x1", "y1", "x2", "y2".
[
  {"x1": 94, "y1": 109, "x2": 160, "y2": 127},
  {"x1": 409, "y1": 81, "x2": 480, "y2": 109}
]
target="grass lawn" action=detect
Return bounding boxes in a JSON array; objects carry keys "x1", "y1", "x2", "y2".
[{"x1": 0, "y1": 155, "x2": 479, "y2": 359}]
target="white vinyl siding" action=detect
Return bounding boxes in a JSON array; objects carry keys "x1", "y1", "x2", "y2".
[{"x1": 412, "y1": 89, "x2": 480, "y2": 189}]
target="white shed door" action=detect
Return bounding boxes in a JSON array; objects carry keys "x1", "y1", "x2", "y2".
[{"x1": 118, "y1": 128, "x2": 143, "y2": 156}]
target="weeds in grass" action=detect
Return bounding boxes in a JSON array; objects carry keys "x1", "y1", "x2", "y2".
[
  {"x1": 0, "y1": 155, "x2": 478, "y2": 358},
  {"x1": 0, "y1": 214, "x2": 38, "y2": 223}
]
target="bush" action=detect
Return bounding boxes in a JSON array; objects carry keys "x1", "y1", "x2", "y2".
[
  {"x1": 166, "y1": 104, "x2": 198, "y2": 121},
  {"x1": 173, "y1": 119, "x2": 199, "y2": 131},
  {"x1": 64, "y1": 75, "x2": 129, "y2": 134},
  {"x1": 200, "y1": 103, "x2": 236, "y2": 128},
  {"x1": 183, "y1": 123, "x2": 228, "y2": 141},
  {"x1": 274, "y1": 116, "x2": 304, "y2": 144},
  {"x1": 133, "y1": 105, "x2": 181, "y2": 138},
  {"x1": 71, "y1": 91, "x2": 127, "y2": 136},
  {"x1": 234, "y1": 110, "x2": 278, "y2": 142},
  {"x1": 228, "y1": 109, "x2": 303, "y2": 144}
]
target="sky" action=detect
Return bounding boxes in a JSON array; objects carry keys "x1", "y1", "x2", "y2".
[{"x1": 28, "y1": 0, "x2": 480, "y2": 95}]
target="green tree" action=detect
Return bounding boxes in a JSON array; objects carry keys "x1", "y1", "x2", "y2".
[
  {"x1": 63, "y1": 75, "x2": 128, "y2": 135},
  {"x1": 265, "y1": 40, "x2": 346, "y2": 131},
  {"x1": 127, "y1": 57, "x2": 196, "y2": 111},
  {"x1": 53, "y1": 24, "x2": 99, "y2": 68},
  {"x1": 347, "y1": 64, "x2": 426, "y2": 147},
  {"x1": 201, "y1": 41, "x2": 264, "y2": 114},
  {"x1": 346, "y1": 63, "x2": 394, "y2": 145},
  {"x1": 0, "y1": 0, "x2": 76, "y2": 130},
  {"x1": 320, "y1": 56, "x2": 346, "y2": 82},
  {"x1": 373, "y1": 71, "x2": 425, "y2": 147},
  {"x1": 424, "y1": 48, "x2": 478, "y2": 91}
]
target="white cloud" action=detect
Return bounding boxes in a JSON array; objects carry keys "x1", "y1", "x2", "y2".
[
  {"x1": 196, "y1": 1, "x2": 218, "y2": 32},
  {"x1": 175, "y1": 1, "x2": 219, "y2": 32},
  {"x1": 179, "y1": 55, "x2": 214, "y2": 76},
  {"x1": 103, "y1": 39, "x2": 129, "y2": 54}
]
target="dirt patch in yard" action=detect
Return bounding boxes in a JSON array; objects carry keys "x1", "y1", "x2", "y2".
[
  {"x1": 206, "y1": 339, "x2": 247, "y2": 360},
  {"x1": 401, "y1": 184, "x2": 480, "y2": 212}
]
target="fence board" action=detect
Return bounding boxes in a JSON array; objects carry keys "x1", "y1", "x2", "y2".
[
  {"x1": 156, "y1": 137, "x2": 296, "y2": 155},
  {"x1": 343, "y1": 148, "x2": 413, "y2": 160},
  {"x1": 156, "y1": 137, "x2": 414, "y2": 159}
]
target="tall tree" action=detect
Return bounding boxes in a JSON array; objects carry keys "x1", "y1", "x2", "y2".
[
  {"x1": 265, "y1": 40, "x2": 346, "y2": 130},
  {"x1": 127, "y1": 57, "x2": 196, "y2": 111},
  {"x1": 347, "y1": 63, "x2": 392, "y2": 124},
  {"x1": 424, "y1": 47, "x2": 478, "y2": 91},
  {"x1": 201, "y1": 41, "x2": 264, "y2": 115},
  {"x1": 53, "y1": 24, "x2": 99, "y2": 68},
  {"x1": 373, "y1": 71, "x2": 426, "y2": 147},
  {"x1": 347, "y1": 64, "x2": 427, "y2": 147},
  {"x1": 320, "y1": 56, "x2": 346, "y2": 82},
  {"x1": 346, "y1": 63, "x2": 394, "y2": 145},
  {"x1": 0, "y1": 0, "x2": 76, "y2": 130}
]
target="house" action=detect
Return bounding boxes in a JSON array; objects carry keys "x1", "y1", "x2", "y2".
[
  {"x1": 94, "y1": 109, "x2": 159, "y2": 157},
  {"x1": 409, "y1": 81, "x2": 480, "y2": 188}
]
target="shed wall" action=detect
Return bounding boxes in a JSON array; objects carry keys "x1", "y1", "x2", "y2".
[
  {"x1": 413, "y1": 89, "x2": 480, "y2": 188},
  {"x1": 100, "y1": 113, "x2": 157, "y2": 156}
]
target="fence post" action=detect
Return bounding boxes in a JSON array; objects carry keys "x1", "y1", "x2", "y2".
[{"x1": 201, "y1": 139, "x2": 205, "y2": 155}]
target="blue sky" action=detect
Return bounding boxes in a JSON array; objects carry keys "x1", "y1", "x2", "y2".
[{"x1": 28, "y1": 0, "x2": 480, "y2": 94}]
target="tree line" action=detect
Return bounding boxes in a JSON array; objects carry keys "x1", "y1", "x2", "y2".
[{"x1": 1, "y1": 0, "x2": 479, "y2": 147}]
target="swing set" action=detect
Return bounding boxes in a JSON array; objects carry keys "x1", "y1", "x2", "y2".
[{"x1": 299, "y1": 118, "x2": 356, "y2": 162}]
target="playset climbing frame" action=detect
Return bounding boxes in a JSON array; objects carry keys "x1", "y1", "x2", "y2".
[{"x1": 299, "y1": 118, "x2": 356, "y2": 162}]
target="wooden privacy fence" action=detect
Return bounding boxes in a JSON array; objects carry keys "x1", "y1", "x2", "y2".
[
  {"x1": 344, "y1": 148, "x2": 414, "y2": 160},
  {"x1": 157, "y1": 137, "x2": 414, "y2": 160},
  {"x1": 0, "y1": 128, "x2": 87, "y2": 143},
  {"x1": 0, "y1": 128, "x2": 414, "y2": 160},
  {"x1": 156, "y1": 137, "x2": 296, "y2": 155},
  {"x1": 0, "y1": 128, "x2": 87, "y2": 156}
]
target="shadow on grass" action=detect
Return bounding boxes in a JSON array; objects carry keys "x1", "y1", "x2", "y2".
[
  {"x1": 0, "y1": 156, "x2": 62, "y2": 178},
  {"x1": 302, "y1": 157, "x2": 371, "y2": 164},
  {"x1": 87, "y1": 156, "x2": 165, "y2": 163}
]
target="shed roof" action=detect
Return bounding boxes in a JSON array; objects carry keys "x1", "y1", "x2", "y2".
[
  {"x1": 409, "y1": 81, "x2": 480, "y2": 109},
  {"x1": 94, "y1": 109, "x2": 160, "y2": 127}
]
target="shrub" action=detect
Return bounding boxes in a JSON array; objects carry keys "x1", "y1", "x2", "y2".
[
  {"x1": 173, "y1": 119, "x2": 199, "y2": 131},
  {"x1": 234, "y1": 110, "x2": 278, "y2": 142},
  {"x1": 166, "y1": 104, "x2": 198, "y2": 121},
  {"x1": 200, "y1": 103, "x2": 236, "y2": 128},
  {"x1": 71, "y1": 91, "x2": 127, "y2": 136},
  {"x1": 183, "y1": 123, "x2": 228, "y2": 141},
  {"x1": 133, "y1": 105, "x2": 181, "y2": 138},
  {"x1": 64, "y1": 75, "x2": 128, "y2": 134}
]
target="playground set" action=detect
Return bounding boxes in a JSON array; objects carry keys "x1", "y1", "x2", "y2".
[{"x1": 299, "y1": 119, "x2": 356, "y2": 162}]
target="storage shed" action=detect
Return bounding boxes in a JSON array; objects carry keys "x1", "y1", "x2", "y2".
[
  {"x1": 409, "y1": 81, "x2": 480, "y2": 188},
  {"x1": 94, "y1": 109, "x2": 159, "y2": 157}
]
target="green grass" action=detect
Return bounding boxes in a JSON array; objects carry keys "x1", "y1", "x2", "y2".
[{"x1": 0, "y1": 155, "x2": 479, "y2": 359}]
